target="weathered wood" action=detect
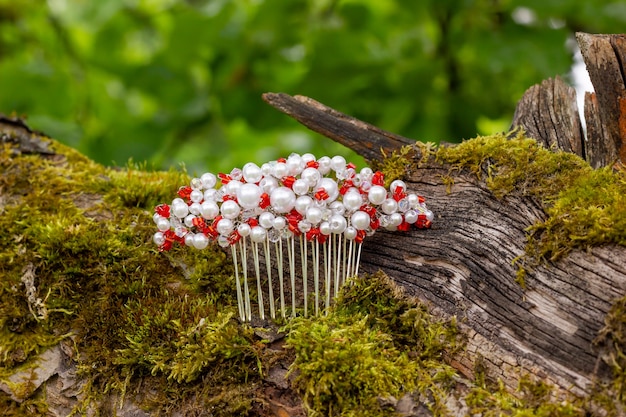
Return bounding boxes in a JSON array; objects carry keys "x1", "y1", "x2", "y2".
[
  {"x1": 510, "y1": 76, "x2": 584, "y2": 158},
  {"x1": 261, "y1": 93, "x2": 414, "y2": 162},
  {"x1": 360, "y1": 166, "x2": 626, "y2": 395},
  {"x1": 577, "y1": 32, "x2": 626, "y2": 168}
]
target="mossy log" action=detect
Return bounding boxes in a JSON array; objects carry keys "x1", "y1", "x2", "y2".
[
  {"x1": 263, "y1": 32, "x2": 626, "y2": 400},
  {"x1": 2, "y1": 32, "x2": 626, "y2": 416}
]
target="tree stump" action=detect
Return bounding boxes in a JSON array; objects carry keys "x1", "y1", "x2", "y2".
[{"x1": 262, "y1": 32, "x2": 626, "y2": 399}]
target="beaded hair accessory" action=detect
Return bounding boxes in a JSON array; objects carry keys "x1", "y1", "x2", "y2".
[{"x1": 153, "y1": 153, "x2": 433, "y2": 322}]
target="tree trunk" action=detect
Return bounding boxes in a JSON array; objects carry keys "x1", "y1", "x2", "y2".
[{"x1": 262, "y1": 32, "x2": 626, "y2": 398}]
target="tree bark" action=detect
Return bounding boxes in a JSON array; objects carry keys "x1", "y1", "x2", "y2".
[{"x1": 262, "y1": 33, "x2": 626, "y2": 398}]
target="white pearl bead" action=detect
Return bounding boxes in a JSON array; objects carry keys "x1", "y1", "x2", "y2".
[
  {"x1": 317, "y1": 177, "x2": 339, "y2": 201},
  {"x1": 220, "y1": 200, "x2": 241, "y2": 219},
  {"x1": 224, "y1": 180, "x2": 242, "y2": 196},
  {"x1": 153, "y1": 231, "x2": 165, "y2": 246},
  {"x1": 200, "y1": 201, "x2": 219, "y2": 219},
  {"x1": 404, "y1": 209, "x2": 418, "y2": 224},
  {"x1": 156, "y1": 217, "x2": 170, "y2": 231},
  {"x1": 273, "y1": 216, "x2": 287, "y2": 230},
  {"x1": 216, "y1": 218, "x2": 234, "y2": 235},
  {"x1": 172, "y1": 202, "x2": 189, "y2": 218},
  {"x1": 319, "y1": 221, "x2": 331, "y2": 235},
  {"x1": 330, "y1": 155, "x2": 346, "y2": 172},
  {"x1": 381, "y1": 198, "x2": 398, "y2": 215},
  {"x1": 317, "y1": 156, "x2": 331, "y2": 175},
  {"x1": 259, "y1": 176, "x2": 278, "y2": 193},
  {"x1": 259, "y1": 212, "x2": 275, "y2": 229},
  {"x1": 204, "y1": 189, "x2": 218, "y2": 202},
  {"x1": 344, "y1": 226, "x2": 357, "y2": 240},
  {"x1": 236, "y1": 183, "x2": 262, "y2": 209},
  {"x1": 270, "y1": 187, "x2": 296, "y2": 213},
  {"x1": 185, "y1": 233, "x2": 195, "y2": 247},
  {"x1": 390, "y1": 179, "x2": 407, "y2": 193},
  {"x1": 193, "y1": 233, "x2": 209, "y2": 249},
  {"x1": 426, "y1": 210, "x2": 434, "y2": 222},
  {"x1": 351, "y1": 211, "x2": 370, "y2": 230},
  {"x1": 184, "y1": 214, "x2": 196, "y2": 228},
  {"x1": 237, "y1": 223, "x2": 251, "y2": 237},
  {"x1": 250, "y1": 226, "x2": 267, "y2": 243},
  {"x1": 360, "y1": 167, "x2": 373, "y2": 181},
  {"x1": 368, "y1": 185, "x2": 388, "y2": 205},
  {"x1": 329, "y1": 201, "x2": 345, "y2": 215},
  {"x1": 292, "y1": 179, "x2": 309, "y2": 195},
  {"x1": 301, "y1": 167, "x2": 321, "y2": 187},
  {"x1": 329, "y1": 214, "x2": 347, "y2": 234},
  {"x1": 190, "y1": 189, "x2": 203, "y2": 203},
  {"x1": 407, "y1": 193, "x2": 420, "y2": 208},
  {"x1": 261, "y1": 163, "x2": 272, "y2": 176},
  {"x1": 343, "y1": 189, "x2": 363, "y2": 212},
  {"x1": 286, "y1": 154, "x2": 305, "y2": 176},
  {"x1": 242, "y1": 162, "x2": 263, "y2": 183},
  {"x1": 272, "y1": 162, "x2": 288, "y2": 178},
  {"x1": 189, "y1": 202, "x2": 202, "y2": 215},
  {"x1": 306, "y1": 206, "x2": 323, "y2": 224},
  {"x1": 295, "y1": 195, "x2": 313, "y2": 215},
  {"x1": 201, "y1": 172, "x2": 217, "y2": 189},
  {"x1": 389, "y1": 212, "x2": 403, "y2": 227},
  {"x1": 298, "y1": 220, "x2": 311, "y2": 233},
  {"x1": 301, "y1": 153, "x2": 316, "y2": 163}
]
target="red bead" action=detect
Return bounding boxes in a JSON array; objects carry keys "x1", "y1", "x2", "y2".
[
  {"x1": 177, "y1": 186, "x2": 192, "y2": 200},
  {"x1": 393, "y1": 190, "x2": 407, "y2": 202},
  {"x1": 306, "y1": 160, "x2": 319, "y2": 168},
  {"x1": 218, "y1": 173, "x2": 231, "y2": 185},
  {"x1": 228, "y1": 231, "x2": 242, "y2": 244},
  {"x1": 260, "y1": 193, "x2": 270, "y2": 209},
  {"x1": 347, "y1": 162, "x2": 356, "y2": 170},
  {"x1": 155, "y1": 204, "x2": 170, "y2": 218},
  {"x1": 339, "y1": 180, "x2": 353, "y2": 195},
  {"x1": 370, "y1": 219, "x2": 380, "y2": 230},
  {"x1": 192, "y1": 217, "x2": 206, "y2": 228},
  {"x1": 306, "y1": 228, "x2": 320, "y2": 241},
  {"x1": 360, "y1": 205, "x2": 377, "y2": 218},
  {"x1": 282, "y1": 176, "x2": 296, "y2": 188},
  {"x1": 277, "y1": 157, "x2": 287, "y2": 163},
  {"x1": 247, "y1": 218, "x2": 259, "y2": 227},
  {"x1": 372, "y1": 172, "x2": 385, "y2": 186},
  {"x1": 397, "y1": 221, "x2": 410, "y2": 232},
  {"x1": 223, "y1": 194, "x2": 237, "y2": 202},
  {"x1": 355, "y1": 230, "x2": 366, "y2": 243},
  {"x1": 315, "y1": 188, "x2": 329, "y2": 201}
]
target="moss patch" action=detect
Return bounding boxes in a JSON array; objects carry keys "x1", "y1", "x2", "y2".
[
  {"x1": 466, "y1": 374, "x2": 585, "y2": 416},
  {"x1": 0, "y1": 135, "x2": 257, "y2": 415},
  {"x1": 434, "y1": 130, "x2": 626, "y2": 262},
  {"x1": 285, "y1": 271, "x2": 461, "y2": 416}
]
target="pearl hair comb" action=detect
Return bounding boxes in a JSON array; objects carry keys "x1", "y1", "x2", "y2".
[{"x1": 153, "y1": 153, "x2": 433, "y2": 322}]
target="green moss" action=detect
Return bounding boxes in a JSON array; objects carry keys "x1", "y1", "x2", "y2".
[
  {"x1": 0, "y1": 135, "x2": 256, "y2": 415},
  {"x1": 285, "y1": 271, "x2": 460, "y2": 416},
  {"x1": 374, "y1": 145, "x2": 414, "y2": 187},
  {"x1": 466, "y1": 374, "x2": 585, "y2": 416},
  {"x1": 435, "y1": 130, "x2": 626, "y2": 262}
]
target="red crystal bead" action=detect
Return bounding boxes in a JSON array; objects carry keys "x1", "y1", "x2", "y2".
[{"x1": 155, "y1": 204, "x2": 170, "y2": 218}]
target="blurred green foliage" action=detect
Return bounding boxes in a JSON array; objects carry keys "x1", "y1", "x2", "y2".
[{"x1": 0, "y1": 0, "x2": 625, "y2": 174}]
